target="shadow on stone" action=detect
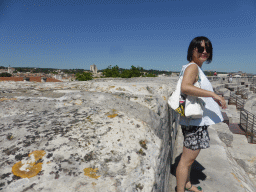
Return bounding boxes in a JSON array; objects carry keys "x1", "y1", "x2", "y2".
[{"x1": 171, "y1": 153, "x2": 207, "y2": 185}]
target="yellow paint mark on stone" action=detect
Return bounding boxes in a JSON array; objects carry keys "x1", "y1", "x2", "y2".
[
  {"x1": 109, "y1": 86, "x2": 115, "y2": 89},
  {"x1": 163, "y1": 96, "x2": 166, "y2": 100},
  {"x1": 12, "y1": 150, "x2": 46, "y2": 178},
  {"x1": 132, "y1": 85, "x2": 136, "y2": 87},
  {"x1": 0, "y1": 98, "x2": 17, "y2": 102},
  {"x1": 84, "y1": 168, "x2": 100, "y2": 179},
  {"x1": 159, "y1": 87, "x2": 162, "y2": 89}
]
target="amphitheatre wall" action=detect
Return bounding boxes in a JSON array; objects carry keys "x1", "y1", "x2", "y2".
[
  {"x1": 1, "y1": 76, "x2": 256, "y2": 192},
  {"x1": 0, "y1": 77, "x2": 178, "y2": 192}
]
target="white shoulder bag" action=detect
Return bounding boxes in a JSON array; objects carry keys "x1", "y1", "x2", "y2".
[
  {"x1": 185, "y1": 81, "x2": 205, "y2": 118},
  {"x1": 168, "y1": 76, "x2": 185, "y2": 116},
  {"x1": 168, "y1": 65, "x2": 205, "y2": 118}
]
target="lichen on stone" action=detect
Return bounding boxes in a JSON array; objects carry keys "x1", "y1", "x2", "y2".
[
  {"x1": 7, "y1": 133, "x2": 14, "y2": 140},
  {"x1": 12, "y1": 150, "x2": 46, "y2": 178},
  {"x1": 107, "y1": 114, "x2": 118, "y2": 118},
  {"x1": 84, "y1": 151, "x2": 94, "y2": 162},
  {"x1": 104, "y1": 158, "x2": 112, "y2": 163},
  {"x1": 106, "y1": 109, "x2": 118, "y2": 118},
  {"x1": 29, "y1": 150, "x2": 46, "y2": 161},
  {"x1": 139, "y1": 140, "x2": 147, "y2": 150},
  {"x1": 83, "y1": 167, "x2": 100, "y2": 179},
  {"x1": 135, "y1": 183, "x2": 144, "y2": 190},
  {"x1": 137, "y1": 148, "x2": 146, "y2": 156},
  {"x1": 12, "y1": 161, "x2": 43, "y2": 178},
  {"x1": 0, "y1": 98, "x2": 17, "y2": 102}
]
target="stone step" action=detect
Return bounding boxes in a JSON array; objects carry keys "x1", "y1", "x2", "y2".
[
  {"x1": 218, "y1": 88, "x2": 231, "y2": 99},
  {"x1": 221, "y1": 105, "x2": 241, "y2": 124}
]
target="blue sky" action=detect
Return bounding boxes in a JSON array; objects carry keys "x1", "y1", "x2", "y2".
[{"x1": 0, "y1": 0, "x2": 255, "y2": 73}]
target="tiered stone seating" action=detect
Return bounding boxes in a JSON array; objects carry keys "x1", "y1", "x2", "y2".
[{"x1": 225, "y1": 83, "x2": 238, "y2": 91}]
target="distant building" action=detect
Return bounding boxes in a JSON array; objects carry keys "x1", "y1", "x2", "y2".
[
  {"x1": 217, "y1": 74, "x2": 228, "y2": 77},
  {"x1": 0, "y1": 67, "x2": 14, "y2": 74},
  {"x1": 8, "y1": 67, "x2": 15, "y2": 74},
  {"x1": 0, "y1": 69, "x2": 7, "y2": 73},
  {"x1": 158, "y1": 74, "x2": 166, "y2": 77},
  {"x1": 54, "y1": 74, "x2": 62, "y2": 80},
  {"x1": 171, "y1": 72, "x2": 179, "y2": 77},
  {"x1": 90, "y1": 64, "x2": 97, "y2": 74}
]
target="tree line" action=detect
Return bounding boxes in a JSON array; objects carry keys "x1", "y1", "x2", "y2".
[
  {"x1": 75, "y1": 65, "x2": 157, "y2": 81},
  {"x1": 102, "y1": 65, "x2": 157, "y2": 78},
  {"x1": 1, "y1": 65, "x2": 229, "y2": 82}
]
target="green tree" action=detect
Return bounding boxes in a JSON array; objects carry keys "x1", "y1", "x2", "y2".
[
  {"x1": 103, "y1": 65, "x2": 120, "y2": 77},
  {"x1": 130, "y1": 65, "x2": 143, "y2": 77},
  {"x1": 120, "y1": 69, "x2": 132, "y2": 78},
  {"x1": 0, "y1": 72, "x2": 12, "y2": 77},
  {"x1": 145, "y1": 73, "x2": 156, "y2": 77},
  {"x1": 120, "y1": 65, "x2": 143, "y2": 78},
  {"x1": 75, "y1": 72, "x2": 93, "y2": 81}
]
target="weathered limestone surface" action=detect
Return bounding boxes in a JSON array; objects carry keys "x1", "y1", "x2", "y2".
[
  {"x1": 0, "y1": 78, "x2": 176, "y2": 192},
  {"x1": 1, "y1": 78, "x2": 256, "y2": 192}
]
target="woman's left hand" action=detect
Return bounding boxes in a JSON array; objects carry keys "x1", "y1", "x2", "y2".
[{"x1": 213, "y1": 94, "x2": 227, "y2": 109}]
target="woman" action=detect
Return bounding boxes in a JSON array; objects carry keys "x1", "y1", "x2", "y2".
[{"x1": 176, "y1": 36, "x2": 227, "y2": 192}]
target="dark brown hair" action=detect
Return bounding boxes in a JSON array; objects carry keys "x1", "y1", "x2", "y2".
[{"x1": 187, "y1": 36, "x2": 213, "y2": 64}]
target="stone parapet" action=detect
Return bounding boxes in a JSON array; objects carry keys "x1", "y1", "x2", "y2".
[{"x1": 0, "y1": 78, "x2": 177, "y2": 192}]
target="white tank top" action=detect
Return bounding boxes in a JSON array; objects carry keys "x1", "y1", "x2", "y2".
[{"x1": 179, "y1": 63, "x2": 224, "y2": 126}]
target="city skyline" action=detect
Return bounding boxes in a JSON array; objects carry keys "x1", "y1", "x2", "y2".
[
  {"x1": 0, "y1": 65, "x2": 252, "y2": 74},
  {"x1": 0, "y1": 0, "x2": 255, "y2": 73}
]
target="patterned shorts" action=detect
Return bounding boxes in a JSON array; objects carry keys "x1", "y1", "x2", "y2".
[{"x1": 181, "y1": 125, "x2": 210, "y2": 150}]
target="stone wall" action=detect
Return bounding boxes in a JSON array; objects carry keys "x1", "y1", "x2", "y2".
[
  {"x1": 0, "y1": 77, "x2": 179, "y2": 192},
  {"x1": 208, "y1": 76, "x2": 256, "y2": 85}
]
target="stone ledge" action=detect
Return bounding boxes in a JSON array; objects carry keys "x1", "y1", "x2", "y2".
[
  {"x1": 170, "y1": 122, "x2": 256, "y2": 192},
  {"x1": 0, "y1": 79, "x2": 176, "y2": 192}
]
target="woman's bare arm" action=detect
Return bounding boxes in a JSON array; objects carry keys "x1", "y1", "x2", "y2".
[{"x1": 181, "y1": 64, "x2": 227, "y2": 109}]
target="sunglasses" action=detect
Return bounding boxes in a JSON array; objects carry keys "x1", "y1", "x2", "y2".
[{"x1": 196, "y1": 45, "x2": 211, "y2": 53}]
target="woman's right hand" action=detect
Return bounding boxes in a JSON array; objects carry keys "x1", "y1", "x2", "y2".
[{"x1": 212, "y1": 94, "x2": 227, "y2": 109}]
